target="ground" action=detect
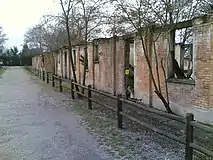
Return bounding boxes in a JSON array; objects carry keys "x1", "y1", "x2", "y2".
[
  {"x1": 0, "y1": 67, "x2": 111, "y2": 160},
  {"x1": 0, "y1": 67, "x2": 212, "y2": 160}
]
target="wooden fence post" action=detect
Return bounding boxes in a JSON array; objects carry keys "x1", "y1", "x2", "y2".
[
  {"x1": 117, "y1": 94, "x2": 123, "y2": 129},
  {"x1": 88, "y1": 85, "x2": 92, "y2": 109},
  {"x1": 42, "y1": 71, "x2": 45, "y2": 81},
  {"x1": 46, "y1": 72, "x2": 49, "y2": 83},
  {"x1": 185, "y1": 113, "x2": 194, "y2": 160},
  {"x1": 52, "y1": 75, "x2": 55, "y2": 87},
  {"x1": 59, "y1": 76, "x2": 63, "y2": 92},
  {"x1": 71, "y1": 79, "x2": 75, "y2": 99}
]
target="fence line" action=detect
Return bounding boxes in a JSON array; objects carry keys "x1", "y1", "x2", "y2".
[{"x1": 26, "y1": 67, "x2": 213, "y2": 160}]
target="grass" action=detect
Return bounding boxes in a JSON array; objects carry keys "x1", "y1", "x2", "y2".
[{"x1": 0, "y1": 67, "x2": 7, "y2": 76}]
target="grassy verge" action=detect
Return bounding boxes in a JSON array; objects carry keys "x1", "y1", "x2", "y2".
[{"x1": 0, "y1": 67, "x2": 7, "y2": 76}]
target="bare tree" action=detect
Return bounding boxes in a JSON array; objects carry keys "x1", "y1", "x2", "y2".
[
  {"x1": 74, "y1": 0, "x2": 108, "y2": 93},
  {"x1": 113, "y1": 0, "x2": 173, "y2": 113},
  {"x1": 59, "y1": 0, "x2": 80, "y2": 92},
  {"x1": 24, "y1": 25, "x2": 44, "y2": 52},
  {"x1": 0, "y1": 26, "x2": 8, "y2": 52}
]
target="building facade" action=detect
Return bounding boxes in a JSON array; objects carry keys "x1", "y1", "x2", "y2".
[{"x1": 32, "y1": 13, "x2": 213, "y2": 124}]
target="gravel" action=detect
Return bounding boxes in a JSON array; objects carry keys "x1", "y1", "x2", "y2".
[{"x1": 0, "y1": 67, "x2": 112, "y2": 160}]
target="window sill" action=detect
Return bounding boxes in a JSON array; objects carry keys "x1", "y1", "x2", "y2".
[{"x1": 166, "y1": 78, "x2": 195, "y2": 85}]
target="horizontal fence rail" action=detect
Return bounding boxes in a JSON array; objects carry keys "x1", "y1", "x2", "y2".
[
  {"x1": 120, "y1": 98, "x2": 186, "y2": 123},
  {"x1": 120, "y1": 111, "x2": 186, "y2": 144},
  {"x1": 27, "y1": 67, "x2": 213, "y2": 160}
]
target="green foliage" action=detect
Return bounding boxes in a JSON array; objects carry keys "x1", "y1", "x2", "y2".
[{"x1": 0, "y1": 45, "x2": 26, "y2": 66}]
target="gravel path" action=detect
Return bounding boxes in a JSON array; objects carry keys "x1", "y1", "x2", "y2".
[{"x1": 0, "y1": 67, "x2": 111, "y2": 160}]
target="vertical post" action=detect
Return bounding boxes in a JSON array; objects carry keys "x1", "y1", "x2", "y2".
[
  {"x1": 117, "y1": 94, "x2": 123, "y2": 129},
  {"x1": 71, "y1": 79, "x2": 75, "y2": 99},
  {"x1": 42, "y1": 70, "x2": 45, "y2": 81},
  {"x1": 88, "y1": 85, "x2": 92, "y2": 109},
  {"x1": 52, "y1": 75, "x2": 55, "y2": 87},
  {"x1": 47, "y1": 72, "x2": 49, "y2": 83},
  {"x1": 148, "y1": 27, "x2": 153, "y2": 107},
  {"x1": 39, "y1": 70, "x2": 41, "y2": 79},
  {"x1": 113, "y1": 35, "x2": 117, "y2": 96},
  {"x1": 59, "y1": 76, "x2": 63, "y2": 92},
  {"x1": 185, "y1": 113, "x2": 194, "y2": 160}
]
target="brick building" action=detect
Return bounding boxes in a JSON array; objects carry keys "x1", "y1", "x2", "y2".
[{"x1": 32, "y1": 13, "x2": 213, "y2": 124}]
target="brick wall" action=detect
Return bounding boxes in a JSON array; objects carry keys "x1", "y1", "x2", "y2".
[
  {"x1": 134, "y1": 18, "x2": 213, "y2": 112},
  {"x1": 47, "y1": 38, "x2": 125, "y2": 95},
  {"x1": 92, "y1": 37, "x2": 125, "y2": 94}
]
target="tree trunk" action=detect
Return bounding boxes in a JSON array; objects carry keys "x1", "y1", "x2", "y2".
[
  {"x1": 65, "y1": 18, "x2": 79, "y2": 92},
  {"x1": 139, "y1": 28, "x2": 173, "y2": 114},
  {"x1": 81, "y1": 22, "x2": 88, "y2": 94}
]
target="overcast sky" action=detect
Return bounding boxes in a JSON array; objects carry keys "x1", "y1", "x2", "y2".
[{"x1": 0, "y1": 0, "x2": 61, "y2": 50}]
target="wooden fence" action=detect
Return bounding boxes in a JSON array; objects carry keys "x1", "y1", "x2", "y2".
[{"x1": 26, "y1": 67, "x2": 213, "y2": 160}]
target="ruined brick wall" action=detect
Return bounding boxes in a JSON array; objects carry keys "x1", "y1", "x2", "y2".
[
  {"x1": 43, "y1": 53, "x2": 56, "y2": 73},
  {"x1": 32, "y1": 56, "x2": 36, "y2": 68},
  {"x1": 56, "y1": 50, "x2": 63, "y2": 77},
  {"x1": 94, "y1": 38, "x2": 114, "y2": 94},
  {"x1": 91, "y1": 38, "x2": 125, "y2": 94},
  {"x1": 134, "y1": 38, "x2": 149, "y2": 100},
  {"x1": 115, "y1": 37, "x2": 125, "y2": 94},
  {"x1": 194, "y1": 22, "x2": 213, "y2": 108},
  {"x1": 33, "y1": 53, "x2": 56, "y2": 73},
  {"x1": 32, "y1": 54, "x2": 42, "y2": 71},
  {"x1": 134, "y1": 19, "x2": 213, "y2": 110},
  {"x1": 167, "y1": 22, "x2": 213, "y2": 109},
  {"x1": 73, "y1": 44, "x2": 89, "y2": 84},
  {"x1": 87, "y1": 43, "x2": 93, "y2": 85},
  {"x1": 134, "y1": 32, "x2": 170, "y2": 104},
  {"x1": 31, "y1": 38, "x2": 125, "y2": 95}
]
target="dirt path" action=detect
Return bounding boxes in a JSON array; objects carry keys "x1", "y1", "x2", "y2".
[{"x1": 0, "y1": 67, "x2": 111, "y2": 160}]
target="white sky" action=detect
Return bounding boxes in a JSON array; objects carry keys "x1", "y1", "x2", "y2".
[{"x1": 0, "y1": 0, "x2": 61, "y2": 50}]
